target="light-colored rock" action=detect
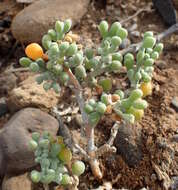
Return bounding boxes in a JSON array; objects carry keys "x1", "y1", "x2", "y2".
[
  {"x1": 7, "y1": 75, "x2": 60, "y2": 112},
  {"x1": 0, "y1": 108, "x2": 59, "y2": 174},
  {"x1": 2, "y1": 173, "x2": 32, "y2": 190},
  {"x1": 11, "y1": 0, "x2": 90, "y2": 43}
]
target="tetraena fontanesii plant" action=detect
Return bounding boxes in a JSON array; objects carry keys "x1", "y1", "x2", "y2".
[
  {"x1": 29, "y1": 131, "x2": 85, "y2": 187},
  {"x1": 20, "y1": 19, "x2": 163, "y2": 187}
]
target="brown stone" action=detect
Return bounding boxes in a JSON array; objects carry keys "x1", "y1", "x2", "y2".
[
  {"x1": 114, "y1": 124, "x2": 143, "y2": 167},
  {"x1": 11, "y1": 0, "x2": 90, "y2": 43},
  {"x1": 7, "y1": 75, "x2": 60, "y2": 112},
  {"x1": 2, "y1": 173, "x2": 32, "y2": 190},
  {"x1": 0, "y1": 108, "x2": 59, "y2": 174}
]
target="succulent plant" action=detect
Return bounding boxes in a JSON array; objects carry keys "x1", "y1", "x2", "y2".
[
  {"x1": 29, "y1": 132, "x2": 85, "y2": 186},
  {"x1": 20, "y1": 19, "x2": 163, "y2": 185}
]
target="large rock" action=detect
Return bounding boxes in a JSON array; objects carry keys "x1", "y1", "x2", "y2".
[
  {"x1": 7, "y1": 75, "x2": 60, "y2": 112},
  {"x1": 11, "y1": 0, "x2": 90, "y2": 43},
  {"x1": 0, "y1": 108, "x2": 59, "y2": 175},
  {"x1": 2, "y1": 173, "x2": 32, "y2": 190},
  {"x1": 114, "y1": 124, "x2": 143, "y2": 167}
]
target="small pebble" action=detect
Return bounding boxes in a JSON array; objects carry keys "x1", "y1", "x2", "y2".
[
  {"x1": 120, "y1": 38, "x2": 131, "y2": 49},
  {"x1": 0, "y1": 27, "x2": 4, "y2": 33},
  {"x1": 155, "y1": 84, "x2": 160, "y2": 92},
  {"x1": 0, "y1": 20, "x2": 4, "y2": 27},
  {"x1": 151, "y1": 173, "x2": 157, "y2": 181},
  {"x1": 130, "y1": 31, "x2": 140, "y2": 37},
  {"x1": 128, "y1": 23, "x2": 138, "y2": 32},
  {"x1": 91, "y1": 23, "x2": 97, "y2": 29},
  {"x1": 155, "y1": 60, "x2": 167, "y2": 69},
  {"x1": 0, "y1": 98, "x2": 8, "y2": 117},
  {"x1": 171, "y1": 97, "x2": 178, "y2": 112},
  {"x1": 171, "y1": 176, "x2": 178, "y2": 190},
  {"x1": 171, "y1": 134, "x2": 178, "y2": 143}
]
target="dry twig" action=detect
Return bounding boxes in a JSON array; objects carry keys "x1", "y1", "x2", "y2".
[
  {"x1": 120, "y1": 7, "x2": 153, "y2": 24},
  {"x1": 95, "y1": 122, "x2": 119, "y2": 157},
  {"x1": 120, "y1": 23, "x2": 178, "y2": 55}
]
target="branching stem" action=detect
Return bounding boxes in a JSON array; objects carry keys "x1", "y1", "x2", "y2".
[
  {"x1": 64, "y1": 67, "x2": 103, "y2": 179},
  {"x1": 64, "y1": 67, "x2": 89, "y2": 126}
]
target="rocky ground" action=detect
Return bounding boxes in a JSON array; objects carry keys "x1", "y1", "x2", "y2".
[{"x1": 0, "y1": 0, "x2": 178, "y2": 190}]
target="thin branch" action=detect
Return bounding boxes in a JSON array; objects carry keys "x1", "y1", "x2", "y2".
[
  {"x1": 95, "y1": 122, "x2": 119, "y2": 157},
  {"x1": 86, "y1": 66, "x2": 111, "y2": 83},
  {"x1": 120, "y1": 23, "x2": 178, "y2": 55},
  {"x1": 120, "y1": 42, "x2": 141, "y2": 55},
  {"x1": 95, "y1": 144, "x2": 116, "y2": 158},
  {"x1": 156, "y1": 23, "x2": 178, "y2": 41},
  {"x1": 6, "y1": 67, "x2": 29, "y2": 73},
  {"x1": 107, "y1": 122, "x2": 120, "y2": 146},
  {"x1": 120, "y1": 7, "x2": 153, "y2": 24},
  {"x1": 74, "y1": 143, "x2": 90, "y2": 160}
]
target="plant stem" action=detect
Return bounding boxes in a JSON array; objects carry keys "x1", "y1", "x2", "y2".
[
  {"x1": 64, "y1": 67, "x2": 89, "y2": 126},
  {"x1": 95, "y1": 122, "x2": 119, "y2": 158},
  {"x1": 107, "y1": 122, "x2": 119, "y2": 146},
  {"x1": 52, "y1": 107, "x2": 90, "y2": 160},
  {"x1": 65, "y1": 67, "x2": 103, "y2": 179},
  {"x1": 87, "y1": 66, "x2": 110, "y2": 80},
  {"x1": 86, "y1": 127, "x2": 102, "y2": 178},
  {"x1": 43, "y1": 184, "x2": 49, "y2": 190}
]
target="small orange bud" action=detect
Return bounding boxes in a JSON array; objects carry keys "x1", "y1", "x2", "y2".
[{"x1": 25, "y1": 43, "x2": 44, "y2": 60}]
